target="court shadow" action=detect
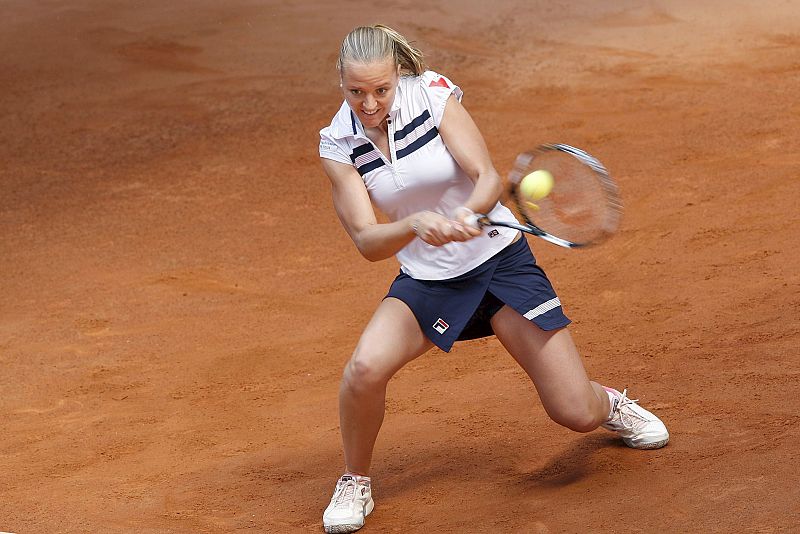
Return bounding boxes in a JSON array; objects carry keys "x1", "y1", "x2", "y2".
[
  {"x1": 514, "y1": 433, "x2": 623, "y2": 489},
  {"x1": 375, "y1": 431, "x2": 624, "y2": 499}
]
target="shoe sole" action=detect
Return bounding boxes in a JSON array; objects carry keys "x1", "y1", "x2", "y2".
[
  {"x1": 323, "y1": 498, "x2": 374, "y2": 533},
  {"x1": 325, "y1": 525, "x2": 362, "y2": 534},
  {"x1": 624, "y1": 436, "x2": 669, "y2": 449}
]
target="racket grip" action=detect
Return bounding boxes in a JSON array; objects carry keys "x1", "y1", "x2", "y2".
[
  {"x1": 464, "y1": 213, "x2": 481, "y2": 228},
  {"x1": 454, "y1": 206, "x2": 481, "y2": 229}
]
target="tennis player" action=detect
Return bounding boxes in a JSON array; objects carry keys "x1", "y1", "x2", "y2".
[{"x1": 318, "y1": 24, "x2": 669, "y2": 533}]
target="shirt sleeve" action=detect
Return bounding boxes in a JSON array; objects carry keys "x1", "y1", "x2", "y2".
[
  {"x1": 319, "y1": 127, "x2": 352, "y2": 165},
  {"x1": 419, "y1": 70, "x2": 464, "y2": 127}
]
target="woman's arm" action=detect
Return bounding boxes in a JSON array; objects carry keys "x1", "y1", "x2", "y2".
[
  {"x1": 437, "y1": 94, "x2": 505, "y2": 219},
  {"x1": 321, "y1": 158, "x2": 475, "y2": 261}
]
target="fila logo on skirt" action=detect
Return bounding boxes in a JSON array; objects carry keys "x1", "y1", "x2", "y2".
[{"x1": 433, "y1": 318, "x2": 449, "y2": 334}]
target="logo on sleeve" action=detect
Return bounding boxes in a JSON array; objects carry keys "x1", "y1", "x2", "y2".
[
  {"x1": 432, "y1": 318, "x2": 450, "y2": 334},
  {"x1": 428, "y1": 77, "x2": 450, "y2": 89}
]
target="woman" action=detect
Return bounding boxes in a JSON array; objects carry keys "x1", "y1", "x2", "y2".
[{"x1": 318, "y1": 24, "x2": 668, "y2": 533}]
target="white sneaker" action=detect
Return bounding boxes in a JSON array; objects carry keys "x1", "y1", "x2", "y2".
[
  {"x1": 323, "y1": 474, "x2": 374, "y2": 533},
  {"x1": 601, "y1": 388, "x2": 669, "y2": 449}
]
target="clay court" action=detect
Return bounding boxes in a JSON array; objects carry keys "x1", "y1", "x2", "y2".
[{"x1": 2, "y1": 1, "x2": 799, "y2": 532}]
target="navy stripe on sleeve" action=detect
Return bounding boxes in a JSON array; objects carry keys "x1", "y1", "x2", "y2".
[
  {"x1": 349, "y1": 143, "x2": 373, "y2": 162},
  {"x1": 356, "y1": 158, "x2": 385, "y2": 176},
  {"x1": 349, "y1": 143, "x2": 385, "y2": 176}
]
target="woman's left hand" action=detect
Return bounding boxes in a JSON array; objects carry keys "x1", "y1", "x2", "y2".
[{"x1": 412, "y1": 211, "x2": 480, "y2": 246}]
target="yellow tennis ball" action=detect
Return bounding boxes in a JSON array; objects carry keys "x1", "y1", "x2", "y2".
[{"x1": 519, "y1": 169, "x2": 554, "y2": 201}]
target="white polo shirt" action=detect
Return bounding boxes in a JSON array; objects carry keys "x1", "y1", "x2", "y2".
[{"x1": 319, "y1": 70, "x2": 518, "y2": 280}]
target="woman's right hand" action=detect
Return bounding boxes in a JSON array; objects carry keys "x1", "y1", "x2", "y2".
[{"x1": 410, "y1": 211, "x2": 480, "y2": 246}]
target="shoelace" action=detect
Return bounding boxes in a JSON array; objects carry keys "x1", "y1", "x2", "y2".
[
  {"x1": 611, "y1": 388, "x2": 645, "y2": 429},
  {"x1": 332, "y1": 479, "x2": 358, "y2": 509}
]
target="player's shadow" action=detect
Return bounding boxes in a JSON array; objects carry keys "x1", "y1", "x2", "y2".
[
  {"x1": 516, "y1": 433, "x2": 622, "y2": 489},
  {"x1": 377, "y1": 432, "x2": 622, "y2": 499}
]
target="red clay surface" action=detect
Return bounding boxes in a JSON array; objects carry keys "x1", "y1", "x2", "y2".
[{"x1": 2, "y1": 1, "x2": 799, "y2": 532}]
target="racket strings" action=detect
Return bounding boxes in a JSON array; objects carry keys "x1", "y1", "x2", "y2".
[{"x1": 512, "y1": 147, "x2": 621, "y2": 246}]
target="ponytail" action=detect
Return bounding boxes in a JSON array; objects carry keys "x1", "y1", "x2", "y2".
[{"x1": 337, "y1": 24, "x2": 427, "y2": 76}]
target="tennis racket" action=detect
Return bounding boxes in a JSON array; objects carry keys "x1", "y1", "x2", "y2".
[{"x1": 470, "y1": 143, "x2": 622, "y2": 248}]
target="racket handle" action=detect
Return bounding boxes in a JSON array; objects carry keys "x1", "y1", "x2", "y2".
[
  {"x1": 464, "y1": 213, "x2": 482, "y2": 228},
  {"x1": 454, "y1": 206, "x2": 482, "y2": 229}
]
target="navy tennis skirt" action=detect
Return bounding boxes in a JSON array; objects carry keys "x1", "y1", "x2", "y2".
[{"x1": 385, "y1": 236, "x2": 570, "y2": 352}]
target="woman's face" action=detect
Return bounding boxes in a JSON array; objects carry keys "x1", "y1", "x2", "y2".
[{"x1": 340, "y1": 57, "x2": 400, "y2": 129}]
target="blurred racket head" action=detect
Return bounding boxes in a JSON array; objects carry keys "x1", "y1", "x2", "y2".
[{"x1": 508, "y1": 144, "x2": 622, "y2": 247}]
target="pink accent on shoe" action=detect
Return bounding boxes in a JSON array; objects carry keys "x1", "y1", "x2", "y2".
[{"x1": 602, "y1": 386, "x2": 620, "y2": 420}]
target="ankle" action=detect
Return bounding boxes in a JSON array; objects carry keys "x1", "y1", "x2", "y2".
[{"x1": 344, "y1": 471, "x2": 371, "y2": 482}]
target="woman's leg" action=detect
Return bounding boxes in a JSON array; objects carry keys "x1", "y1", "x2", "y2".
[
  {"x1": 324, "y1": 297, "x2": 433, "y2": 532},
  {"x1": 489, "y1": 305, "x2": 610, "y2": 432},
  {"x1": 490, "y1": 305, "x2": 669, "y2": 449},
  {"x1": 339, "y1": 297, "x2": 434, "y2": 475}
]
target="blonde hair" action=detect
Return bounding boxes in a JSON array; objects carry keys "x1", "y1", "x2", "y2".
[{"x1": 337, "y1": 24, "x2": 426, "y2": 76}]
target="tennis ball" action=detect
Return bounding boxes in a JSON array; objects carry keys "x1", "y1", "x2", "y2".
[{"x1": 519, "y1": 169, "x2": 554, "y2": 201}]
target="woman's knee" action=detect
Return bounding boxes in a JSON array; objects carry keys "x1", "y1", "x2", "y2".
[
  {"x1": 546, "y1": 402, "x2": 604, "y2": 433},
  {"x1": 341, "y1": 351, "x2": 392, "y2": 395}
]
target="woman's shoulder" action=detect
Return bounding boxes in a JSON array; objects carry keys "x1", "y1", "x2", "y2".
[
  {"x1": 398, "y1": 71, "x2": 463, "y2": 125},
  {"x1": 399, "y1": 70, "x2": 461, "y2": 104},
  {"x1": 400, "y1": 70, "x2": 457, "y2": 89}
]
